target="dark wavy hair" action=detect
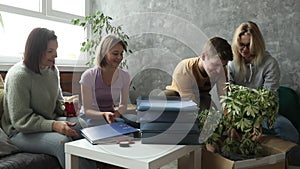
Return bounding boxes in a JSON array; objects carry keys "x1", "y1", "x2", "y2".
[{"x1": 23, "y1": 27, "x2": 57, "y2": 74}]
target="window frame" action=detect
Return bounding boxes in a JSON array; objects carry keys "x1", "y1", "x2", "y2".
[{"x1": 0, "y1": 0, "x2": 91, "y2": 71}]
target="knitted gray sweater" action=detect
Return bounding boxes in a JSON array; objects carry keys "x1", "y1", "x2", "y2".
[{"x1": 1, "y1": 61, "x2": 64, "y2": 136}]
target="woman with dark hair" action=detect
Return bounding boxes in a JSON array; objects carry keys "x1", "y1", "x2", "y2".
[
  {"x1": 23, "y1": 28, "x2": 57, "y2": 73},
  {"x1": 1, "y1": 27, "x2": 96, "y2": 169}
]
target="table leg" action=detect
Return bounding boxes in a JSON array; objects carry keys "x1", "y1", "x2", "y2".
[
  {"x1": 65, "y1": 153, "x2": 79, "y2": 169},
  {"x1": 189, "y1": 149, "x2": 201, "y2": 169},
  {"x1": 178, "y1": 154, "x2": 189, "y2": 169},
  {"x1": 178, "y1": 149, "x2": 201, "y2": 169}
]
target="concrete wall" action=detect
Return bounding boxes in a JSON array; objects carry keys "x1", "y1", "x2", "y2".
[{"x1": 92, "y1": 0, "x2": 300, "y2": 100}]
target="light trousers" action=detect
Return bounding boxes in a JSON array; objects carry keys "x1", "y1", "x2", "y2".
[{"x1": 9, "y1": 117, "x2": 97, "y2": 169}]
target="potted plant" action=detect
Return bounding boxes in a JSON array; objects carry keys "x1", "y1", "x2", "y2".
[
  {"x1": 196, "y1": 83, "x2": 278, "y2": 160},
  {"x1": 71, "y1": 11, "x2": 131, "y2": 67}
]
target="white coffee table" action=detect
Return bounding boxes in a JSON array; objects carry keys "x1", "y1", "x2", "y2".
[{"x1": 65, "y1": 138, "x2": 202, "y2": 169}]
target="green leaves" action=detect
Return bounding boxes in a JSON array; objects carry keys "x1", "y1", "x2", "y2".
[
  {"x1": 235, "y1": 118, "x2": 252, "y2": 131},
  {"x1": 196, "y1": 108, "x2": 223, "y2": 146},
  {"x1": 71, "y1": 10, "x2": 131, "y2": 68},
  {"x1": 197, "y1": 83, "x2": 278, "y2": 157}
]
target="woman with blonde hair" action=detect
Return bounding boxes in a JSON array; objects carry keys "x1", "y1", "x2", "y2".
[
  {"x1": 228, "y1": 21, "x2": 298, "y2": 143},
  {"x1": 79, "y1": 34, "x2": 137, "y2": 127}
]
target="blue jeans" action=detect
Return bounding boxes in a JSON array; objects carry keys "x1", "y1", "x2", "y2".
[
  {"x1": 9, "y1": 117, "x2": 97, "y2": 169},
  {"x1": 262, "y1": 114, "x2": 299, "y2": 143}
]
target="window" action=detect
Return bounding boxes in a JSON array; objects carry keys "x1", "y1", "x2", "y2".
[
  {"x1": 0, "y1": 0, "x2": 90, "y2": 70},
  {"x1": 52, "y1": 0, "x2": 85, "y2": 16}
]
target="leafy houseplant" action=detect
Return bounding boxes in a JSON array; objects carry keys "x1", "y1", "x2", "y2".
[
  {"x1": 196, "y1": 83, "x2": 278, "y2": 159},
  {"x1": 71, "y1": 11, "x2": 131, "y2": 67}
]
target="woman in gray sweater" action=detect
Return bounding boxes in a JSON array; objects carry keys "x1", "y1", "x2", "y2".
[
  {"x1": 228, "y1": 21, "x2": 299, "y2": 143},
  {"x1": 1, "y1": 28, "x2": 96, "y2": 169}
]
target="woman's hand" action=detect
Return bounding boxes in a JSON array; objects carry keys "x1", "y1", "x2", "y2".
[
  {"x1": 228, "y1": 128, "x2": 241, "y2": 140},
  {"x1": 206, "y1": 143, "x2": 217, "y2": 153},
  {"x1": 113, "y1": 110, "x2": 122, "y2": 118},
  {"x1": 228, "y1": 126, "x2": 262, "y2": 141},
  {"x1": 251, "y1": 125, "x2": 263, "y2": 141},
  {"x1": 52, "y1": 121, "x2": 78, "y2": 137},
  {"x1": 103, "y1": 112, "x2": 115, "y2": 123}
]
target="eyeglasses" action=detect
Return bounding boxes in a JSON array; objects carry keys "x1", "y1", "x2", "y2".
[{"x1": 239, "y1": 42, "x2": 250, "y2": 49}]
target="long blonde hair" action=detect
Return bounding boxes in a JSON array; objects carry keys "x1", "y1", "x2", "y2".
[{"x1": 231, "y1": 21, "x2": 265, "y2": 80}]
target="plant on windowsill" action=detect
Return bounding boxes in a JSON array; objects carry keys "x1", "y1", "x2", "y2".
[
  {"x1": 71, "y1": 10, "x2": 132, "y2": 68},
  {"x1": 196, "y1": 83, "x2": 278, "y2": 160}
]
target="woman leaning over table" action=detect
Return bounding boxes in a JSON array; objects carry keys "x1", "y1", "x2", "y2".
[
  {"x1": 79, "y1": 34, "x2": 138, "y2": 128},
  {"x1": 228, "y1": 21, "x2": 299, "y2": 143},
  {"x1": 1, "y1": 27, "x2": 97, "y2": 169}
]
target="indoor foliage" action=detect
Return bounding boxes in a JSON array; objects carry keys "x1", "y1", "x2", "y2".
[
  {"x1": 71, "y1": 11, "x2": 131, "y2": 67},
  {"x1": 197, "y1": 83, "x2": 278, "y2": 159}
]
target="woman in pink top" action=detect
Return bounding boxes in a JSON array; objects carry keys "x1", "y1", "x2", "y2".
[{"x1": 79, "y1": 35, "x2": 131, "y2": 127}]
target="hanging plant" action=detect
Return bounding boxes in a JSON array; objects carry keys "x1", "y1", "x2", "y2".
[
  {"x1": 71, "y1": 11, "x2": 132, "y2": 68},
  {"x1": 197, "y1": 83, "x2": 278, "y2": 159}
]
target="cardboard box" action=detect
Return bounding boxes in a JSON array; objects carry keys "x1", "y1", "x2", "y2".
[{"x1": 202, "y1": 136, "x2": 297, "y2": 169}]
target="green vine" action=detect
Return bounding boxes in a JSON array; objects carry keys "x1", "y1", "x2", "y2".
[{"x1": 71, "y1": 11, "x2": 131, "y2": 68}]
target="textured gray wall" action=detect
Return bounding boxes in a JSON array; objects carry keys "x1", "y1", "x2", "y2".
[{"x1": 93, "y1": 0, "x2": 300, "y2": 100}]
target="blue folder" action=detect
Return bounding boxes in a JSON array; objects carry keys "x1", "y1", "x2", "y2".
[
  {"x1": 140, "y1": 122, "x2": 200, "y2": 134},
  {"x1": 136, "y1": 98, "x2": 199, "y2": 112},
  {"x1": 137, "y1": 110, "x2": 197, "y2": 123},
  {"x1": 141, "y1": 132, "x2": 201, "y2": 145},
  {"x1": 81, "y1": 122, "x2": 139, "y2": 144}
]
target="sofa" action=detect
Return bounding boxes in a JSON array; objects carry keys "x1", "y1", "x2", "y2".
[
  {"x1": 278, "y1": 86, "x2": 300, "y2": 135},
  {"x1": 0, "y1": 75, "x2": 61, "y2": 169}
]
